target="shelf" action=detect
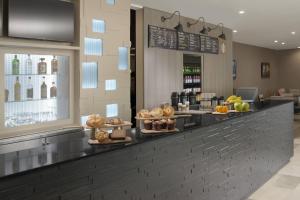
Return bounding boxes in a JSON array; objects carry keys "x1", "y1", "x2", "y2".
[
  {"x1": 183, "y1": 73, "x2": 201, "y2": 76},
  {"x1": 5, "y1": 74, "x2": 57, "y2": 77},
  {"x1": 0, "y1": 38, "x2": 80, "y2": 50},
  {"x1": 6, "y1": 98, "x2": 57, "y2": 103}
]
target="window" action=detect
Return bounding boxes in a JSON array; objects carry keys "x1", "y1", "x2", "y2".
[
  {"x1": 105, "y1": 80, "x2": 117, "y2": 91},
  {"x1": 92, "y1": 19, "x2": 105, "y2": 33},
  {"x1": 106, "y1": 0, "x2": 116, "y2": 5},
  {"x1": 84, "y1": 38, "x2": 103, "y2": 56},
  {"x1": 106, "y1": 104, "x2": 118, "y2": 117},
  {"x1": 82, "y1": 62, "x2": 98, "y2": 89},
  {"x1": 118, "y1": 47, "x2": 128, "y2": 70}
]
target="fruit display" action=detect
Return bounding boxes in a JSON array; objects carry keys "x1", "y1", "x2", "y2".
[
  {"x1": 234, "y1": 102, "x2": 250, "y2": 112},
  {"x1": 215, "y1": 106, "x2": 228, "y2": 113},
  {"x1": 226, "y1": 95, "x2": 243, "y2": 104}
]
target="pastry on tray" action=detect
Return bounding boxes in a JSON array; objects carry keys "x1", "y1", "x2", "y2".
[
  {"x1": 144, "y1": 120, "x2": 153, "y2": 130},
  {"x1": 95, "y1": 130, "x2": 109, "y2": 142},
  {"x1": 163, "y1": 106, "x2": 175, "y2": 117},
  {"x1": 110, "y1": 129, "x2": 126, "y2": 140},
  {"x1": 150, "y1": 107, "x2": 164, "y2": 118},
  {"x1": 108, "y1": 118, "x2": 124, "y2": 125},
  {"x1": 161, "y1": 119, "x2": 167, "y2": 129},
  {"x1": 86, "y1": 114, "x2": 106, "y2": 128},
  {"x1": 137, "y1": 109, "x2": 151, "y2": 118},
  {"x1": 153, "y1": 120, "x2": 162, "y2": 131},
  {"x1": 167, "y1": 119, "x2": 176, "y2": 130}
]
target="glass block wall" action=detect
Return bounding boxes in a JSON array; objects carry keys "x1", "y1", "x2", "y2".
[
  {"x1": 82, "y1": 62, "x2": 98, "y2": 89},
  {"x1": 84, "y1": 38, "x2": 103, "y2": 56}
]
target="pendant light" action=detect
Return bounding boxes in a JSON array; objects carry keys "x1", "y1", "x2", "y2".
[
  {"x1": 161, "y1": 11, "x2": 184, "y2": 32},
  {"x1": 187, "y1": 17, "x2": 208, "y2": 35}
]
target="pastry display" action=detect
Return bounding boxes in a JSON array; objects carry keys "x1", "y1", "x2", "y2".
[
  {"x1": 110, "y1": 129, "x2": 126, "y2": 140},
  {"x1": 167, "y1": 119, "x2": 176, "y2": 130},
  {"x1": 86, "y1": 114, "x2": 106, "y2": 128},
  {"x1": 144, "y1": 120, "x2": 153, "y2": 130},
  {"x1": 163, "y1": 106, "x2": 175, "y2": 117},
  {"x1": 137, "y1": 109, "x2": 152, "y2": 118},
  {"x1": 150, "y1": 107, "x2": 163, "y2": 118},
  {"x1": 95, "y1": 130, "x2": 109, "y2": 142}
]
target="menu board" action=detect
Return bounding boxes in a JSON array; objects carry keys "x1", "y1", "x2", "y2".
[
  {"x1": 188, "y1": 33, "x2": 201, "y2": 52},
  {"x1": 177, "y1": 32, "x2": 189, "y2": 51},
  {"x1": 148, "y1": 25, "x2": 177, "y2": 50},
  {"x1": 148, "y1": 25, "x2": 219, "y2": 54},
  {"x1": 200, "y1": 35, "x2": 219, "y2": 54}
]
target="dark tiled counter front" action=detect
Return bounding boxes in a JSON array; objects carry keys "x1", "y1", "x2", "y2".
[{"x1": 0, "y1": 101, "x2": 294, "y2": 200}]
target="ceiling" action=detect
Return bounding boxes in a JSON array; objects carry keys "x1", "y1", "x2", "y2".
[{"x1": 131, "y1": 0, "x2": 300, "y2": 50}]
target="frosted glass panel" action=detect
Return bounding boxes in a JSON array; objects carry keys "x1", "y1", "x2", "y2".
[
  {"x1": 106, "y1": 104, "x2": 118, "y2": 117},
  {"x1": 84, "y1": 38, "x2": 102, "y2": 56},
  {"x1": 92, "y1": 19, "x2": 105, "y2": 33},
  {"x1": 81, "y1": 115, "x2": 88, "y2": 126},
  {"x1": 106, "y1": 0, "x2": 116, "y2": 5},
  {"x1": 82, "y1": 62, "x2": 98, "y2": 89},
  {"x1": 105, "y1": 80, "x2": 117, "y2": 91},
  {"x1": 4, "y1": 53, "x2": 70, "y2": 128},
  {"x1": 118, "y1": 47, "x2": 128, "y2": 70}
]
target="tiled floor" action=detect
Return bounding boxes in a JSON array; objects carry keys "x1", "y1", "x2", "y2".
[{"x1": 248, "y1": 116, "x2": 300, "y2": 200}]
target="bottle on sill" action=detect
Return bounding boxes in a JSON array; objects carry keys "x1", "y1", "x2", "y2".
[
  {"x1": 25, "y1": 54, "x2": 33, "y2": 74},
  {"x1": 41, "y1": 76, "x2": 47, "y2": 99},
  {"x1": 38, "y1": 58, "x2": 47, "y2": 75},
  {"x1": 50, "y1": 82, "x2": 57, "y2": 98},
  {"x1": 5, "y1": 89, "x2": 9, "y2": 102},
  {"x1": 12, "y1": 55, "x2": 20, "y2": 75},
  {"x1": 14, "y1": 76, "x2": 21, "y2": 101},
  {"x1": 26, "y1": 77, "x2": 33, "y2": 100},
  {"x1": 51, "y1": 56, "x2": 58, "y2": 74}
]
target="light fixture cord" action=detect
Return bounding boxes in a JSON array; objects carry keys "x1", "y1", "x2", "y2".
[
  {"x1": 163, "y1": 11, "x2": 181, "y2": 23},
  {"x1": 188, "y1": 17, "x2": 206, "y2": 27}
]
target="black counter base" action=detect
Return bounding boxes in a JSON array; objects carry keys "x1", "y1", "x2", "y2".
[{"x1": 0, "y1": 102, "x2": 294, "y2": 200}]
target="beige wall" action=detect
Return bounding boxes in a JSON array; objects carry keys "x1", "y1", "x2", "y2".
[
  {"x1": 278, "y1": 49, "x2": 300, "y2": 89},
  {"x1": 137, "y1": 7, "x2": 233, "y2": 110},
  {"x1": 233, "y1": 42, "x2": 280, "y2": 97},
  {"x1": 79, "y1": 0, "x2": 131, "y2": 121}
]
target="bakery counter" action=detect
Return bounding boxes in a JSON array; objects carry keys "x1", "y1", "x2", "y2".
[{"x1": 0, "y1": 100, "x2": 294, "y2": 200}]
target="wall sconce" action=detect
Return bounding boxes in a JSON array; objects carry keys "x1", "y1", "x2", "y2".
[
  {"x1": 161, "y1": 11, "x2": 184, "y2": 32},
  {"x1": 208, "y1": 23, "x2": 226, "y2": 53},
  {"x1": 186, "y1": 17, "x2": 208, "y2": 35},
  {"x1": 208, "y1": 23, "x2": 226, "y2": 40}
]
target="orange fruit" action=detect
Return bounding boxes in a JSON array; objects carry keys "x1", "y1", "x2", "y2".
[{"x1": 221, "y1": 106, "x2": 228, "y2": 113}]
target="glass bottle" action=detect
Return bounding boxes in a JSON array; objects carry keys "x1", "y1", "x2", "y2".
[
  {"x1": 12, "y1": 55, "x2": 20, "y2": 75},
  {"x1": 38, "y1": 58, "x2": 47, "y2": 74},
  {"x1": 51, "y1": 56, "x2": 58, "y2": 74},
  {"x1": 26, "y1": 77, "x2": 34, "y2": 100},
  {"x1": 14, "y1": 76, "x2": 21, "y2": 101},
  {"x1": 5, "y1": 89, "x2": 9, "y2": 102},
  {"x1": 41, "y1": 76, "x2": 47, "y2": 99},
  {"x1": 50, "y1": 82, "x2": 57, "y2": 98},
  {"x1": 25, "y1": 54, "x2": 33, "y2": 74}
]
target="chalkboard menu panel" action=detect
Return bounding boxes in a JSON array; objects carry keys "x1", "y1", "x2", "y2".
[
  {"x1": 188, "y1": 33, "x2": 201, "y2": 52},
  {"x1": 148, "y1": 25, "x2": 219, "y2": 54},
  {"x1": 200, "y1": 35, "x2": 219, "y2": 54},
  {"x1": 148, "y1": 25, "x2": 177, "y2": 50},
  {"x1": 177, "y1": 32, "x2": 189, "y2": 51}
]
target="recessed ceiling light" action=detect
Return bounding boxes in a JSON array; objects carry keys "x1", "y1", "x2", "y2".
[
  {"x1": 291, "y1": 31, "x2": 296, "y2": 35},
  {"x1": 281, "y1": 42, "x2": 286, "y2": 45},
  {"x1": 274, "y1": 40, "x2": 278, "y2": 43},
  {"x1": 297, "y1": 46, "x2": 300, "y2": 49},
  {"x1": 239, "y1": 10, "x2": 245, "y2": 14},
  {"x1": 233, "y1": 30, "x2": 238, "y2": 33}
]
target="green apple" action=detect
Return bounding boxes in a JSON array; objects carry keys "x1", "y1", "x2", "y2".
[
  {"x1": 234, "y1": 102, "x2": 243, "y2": 112},
  {"x1": 242, "y1": 102, "x2": 250, "y2": 112}
]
